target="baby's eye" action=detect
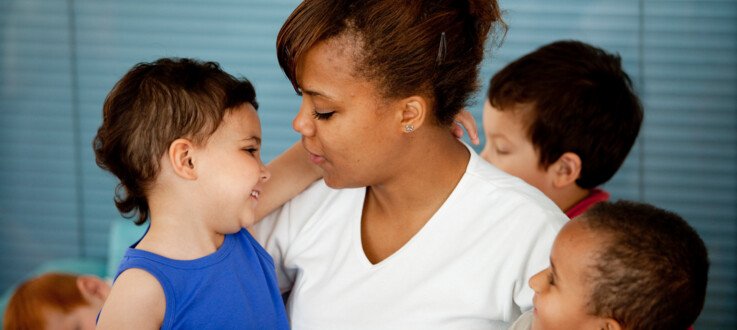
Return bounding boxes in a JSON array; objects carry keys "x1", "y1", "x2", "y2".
[
  {"x1": 312, "y1": 109, "x2": 335, "y2": 120},
  {"x1": 243, "y1": 148, "x2": 259, "y2": 155}
]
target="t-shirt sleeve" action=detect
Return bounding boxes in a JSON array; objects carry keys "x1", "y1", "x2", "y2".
[
  {"x1": 511, "y1": 209, "x2": 565, "y2": 313},
  {"x1": 253, "y1": 202, "x2": 297, "y2": 294},
  {"x1": 252, "y1": 180, "x2": 334, "y2": 294}
]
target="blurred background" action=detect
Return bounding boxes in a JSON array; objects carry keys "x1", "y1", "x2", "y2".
[{"x1": 0, "y1": 0, "x2": 734, "y2": 328}]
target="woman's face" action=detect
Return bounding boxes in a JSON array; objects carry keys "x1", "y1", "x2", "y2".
[{"x1": 293, "y1": 37, "x2": 405, "y2": 188}]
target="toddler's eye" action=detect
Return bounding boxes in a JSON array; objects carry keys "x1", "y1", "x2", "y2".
[
  {"x1": 312, "y1": 110, "x2": 335, "y2": 120},
  {"x1": 243, "y1": 148, "x2": 258, "y2": 155}
]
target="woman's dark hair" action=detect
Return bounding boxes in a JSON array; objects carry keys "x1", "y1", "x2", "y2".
[
  {"x1": 93, "y1": 58, "x2": 257, "y2": 225},
  {"x1": 277, "y1": 0, "x2": 505, "y2": 125}
]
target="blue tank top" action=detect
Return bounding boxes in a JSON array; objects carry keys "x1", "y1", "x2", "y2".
[{"x1": 114, "y1": 228, "x2": 289, "y2": 329}]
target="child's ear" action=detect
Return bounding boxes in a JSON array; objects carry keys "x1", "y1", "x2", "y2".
[
  {"x1": 168, "y1": 138, "x2": 198, "y2": 180},
  {"x1": 602, "y1": 318, "x2": 622, "y2": 330},
  {"x1": 76, "y1": 275, "x2": 111, "y2": 303},
  {"x1": 398, "y1": 96, "x2": 428, "y2": 134},
  {"x1": 549, "y1": 152, "x2": 582, "y2": 188}
]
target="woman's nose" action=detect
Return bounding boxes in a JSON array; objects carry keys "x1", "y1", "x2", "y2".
[{"x1": 292, "y1": 102, "x2": 315, "y2": 137}]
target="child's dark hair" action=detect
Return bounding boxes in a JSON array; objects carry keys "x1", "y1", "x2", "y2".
[
  {"x1": 488, "y1": 40, "x2": 643, "y2": 189},
  {"x1": 93, "y1": 58, "x2": 258, "y2": 225},
  {"x1": 277, "y1": 0, "x2": 505, "y2": 125},
  {"x1": 580, "y1": 201, "x2": 709, "y2": 330}
]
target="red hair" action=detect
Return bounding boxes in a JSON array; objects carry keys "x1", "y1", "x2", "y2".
[{"x1": 3, "y1": 273, "x2": 88, "y2": 330}]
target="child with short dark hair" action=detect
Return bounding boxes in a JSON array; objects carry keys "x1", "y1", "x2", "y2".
[
  {"x1": 480, "y1": 40, "x2": 643, "y2": 218},
  {"x1": 509, "y1": 200, "x2": 709, "y2": 330},
  {"x1": 93, "y1": 58, "x2": 289, "y2": 329}
]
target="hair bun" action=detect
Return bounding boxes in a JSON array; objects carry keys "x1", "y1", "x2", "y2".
[{"x1": 465, "y1": 0, "x2": 504, "y2": 43}]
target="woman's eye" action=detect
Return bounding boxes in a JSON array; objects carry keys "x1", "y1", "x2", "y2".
[
  {"x1": 312, "y1": 110, "x2": 335, "y2": 120},
  {"x1": 547, "y1": 272, "x2": 555, "y2": 286},
  {"x1": 495, "y1": 148, "x2": 509, "y2": 155}
]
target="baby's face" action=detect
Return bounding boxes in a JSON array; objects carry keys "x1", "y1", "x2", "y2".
[
  {"x1": 479, "y1": 100, "x2": 550, "y2": 194},
  {"x1": 42, "y1": 303, "x2": 102, "y2": 330},
  {"x1": 528, "y1": 219, "x2": 607, "y2": 330}
]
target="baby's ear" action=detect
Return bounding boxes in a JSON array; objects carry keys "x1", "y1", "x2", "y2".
[
  {"x1": 76, "y1": 275, "x2": 111, "y2": 303},
  {"x1": 168, "y1": 138, "x2": 198, "y2": 180},
  {"x1": 549, "y1": 152, "x2": 582, "y2": 188}
]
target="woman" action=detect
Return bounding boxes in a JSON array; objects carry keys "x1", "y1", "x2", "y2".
[{"x1": 255, "y1": 0, "x2": 568, "y2": 328}]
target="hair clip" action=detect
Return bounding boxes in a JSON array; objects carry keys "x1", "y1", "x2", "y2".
[{"x1": 436, "y1": 32, "x2": 447, "y2": 66}]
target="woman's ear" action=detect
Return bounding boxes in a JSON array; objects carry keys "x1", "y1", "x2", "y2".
[
  {"x1": 549, "y1": 152, "x2": 582, "y2": 189},
  {"x1": 168, "y1": 138, "x2": 198, "y2": 180},
  {"x1": 76, "y1": 275, "x2": 111, "y2": 303},
  {"x1": 399, "y1": 96, "x2": 429, "y2": 134}
]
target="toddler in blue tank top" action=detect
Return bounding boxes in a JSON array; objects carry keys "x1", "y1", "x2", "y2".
[{"x1": 93, "y1": 58, "x2": 289, "y2": 329}]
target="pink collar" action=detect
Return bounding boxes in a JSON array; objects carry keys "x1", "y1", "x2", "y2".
[{"x1": 565, "y1": 188, "x2": 610, "y2": 219}]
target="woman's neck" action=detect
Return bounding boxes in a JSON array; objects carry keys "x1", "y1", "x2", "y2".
[
  {"x1": 367, "y1": 127, "x2": 469, "y2": 212},
  {"x1": 360, "y1": 128, "x2": 469, "y2": 263}
]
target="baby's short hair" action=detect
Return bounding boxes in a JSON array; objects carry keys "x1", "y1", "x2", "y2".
[
  {"x1": 488, "y1": 40, "x2": 643, "y2": 188},
  {"x1": 580, "y1": 201, "x2": 709, "y2": 329},
  {"x1": 93, "y1": 58, "x2": 258, "y2": 225}
]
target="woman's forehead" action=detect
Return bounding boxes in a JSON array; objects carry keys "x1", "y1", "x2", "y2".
[{"x1": 297, "y1": 39, "x2": 378, "y2": 100}]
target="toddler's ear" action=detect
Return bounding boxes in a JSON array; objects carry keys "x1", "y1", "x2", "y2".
[
  {"x1": 550, "y1": 152, "x2": 582, "y2": 188},
  {"x1": 602, "y1": 318, "x2": 622, "y2": 330},
  {"x1": 168, "y1": 138, "x2": 198, "y2": 180},
  {"x1": 76, "y1": 275, "x2": 112, "y2": 303}
]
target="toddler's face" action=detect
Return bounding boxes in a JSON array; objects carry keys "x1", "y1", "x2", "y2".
[
  {"x1": 195, "y1": 103, "x2": 270, "y2": 231},
  {"x1": 528, "y1": 219, "x2": 607, "y2": 330},
  {"x1": 479, "y1": 100, "x2": 551, "y2": 195}
]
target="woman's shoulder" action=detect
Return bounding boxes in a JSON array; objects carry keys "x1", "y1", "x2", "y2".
[
  {"x1": 464, "y1": 154, "x2": 560, "y2": 213},
  {"x1": 449, "y1": 151, "x2": 568, "y2": 232}
]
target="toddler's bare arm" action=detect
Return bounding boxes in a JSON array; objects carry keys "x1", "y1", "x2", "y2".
[{"x1": 254, "y1": 141, "x2": 322, "y2": 221}]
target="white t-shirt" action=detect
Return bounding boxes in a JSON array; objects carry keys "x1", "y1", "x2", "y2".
[
  {"x1": 254, "y1": 148, "x2": 567, "y2": 330},
  {"x1": 508, "y1": 310, "x2": 534, "y2": 330}
]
